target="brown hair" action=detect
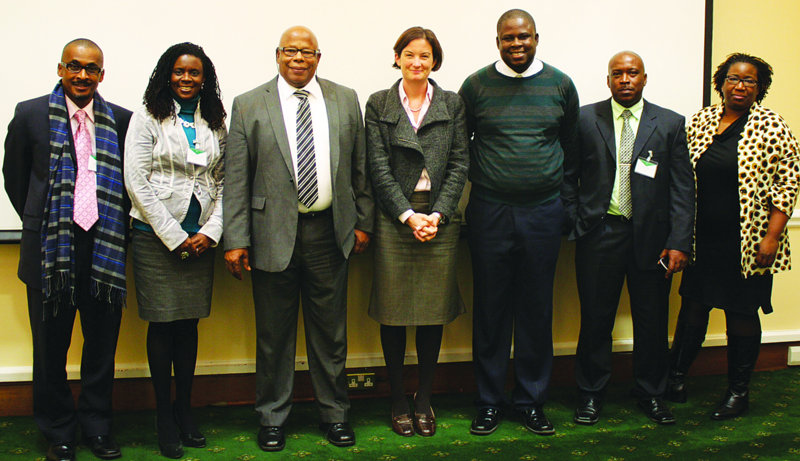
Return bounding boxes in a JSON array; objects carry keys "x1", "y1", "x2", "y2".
[{"x1": 392, "y1": 26, "x2": 443, "y2": 71}]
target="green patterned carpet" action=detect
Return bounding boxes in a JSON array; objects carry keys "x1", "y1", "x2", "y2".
[{"x1": 2, "y1": 368, "x2": 800, "y2": 460}]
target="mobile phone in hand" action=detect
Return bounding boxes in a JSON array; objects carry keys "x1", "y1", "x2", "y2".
[{"x1": 657, "y1": 257, "x2": 669, "y2": 272}]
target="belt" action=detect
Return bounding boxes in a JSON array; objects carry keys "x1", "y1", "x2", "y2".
[{"x1": 299, "y1": 208, "x2": 332, "y2": 219}]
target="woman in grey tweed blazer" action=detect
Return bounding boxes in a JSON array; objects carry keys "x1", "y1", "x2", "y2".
[{"x1": 365, "y1": 26, "x2": 468, "y2": 438}]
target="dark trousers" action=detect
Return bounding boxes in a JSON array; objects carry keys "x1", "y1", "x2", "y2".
[
  {"x1": 467, "y1": 195, "x2": 563, "y2": 410},
  {"x1": 574, "y1": 216, "x2": 671, "y2": 397},
  {"x1": 251, "y1": 212, "x2": 350, "y2": 427},
  {"x1": 27, "y1": 225, "x2": 122, "y2": 443}
]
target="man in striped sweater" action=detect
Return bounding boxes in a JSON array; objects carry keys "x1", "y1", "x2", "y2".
[{"x1": 459, "y1": 8, "x2": 579, "y2": 436}]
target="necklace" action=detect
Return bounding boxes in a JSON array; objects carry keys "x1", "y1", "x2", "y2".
[
  {"x1": 178, "y1": 116, "x2": 195, "y2": 129},
  {"x1": 408, "y1": 104, "x2": 422, "y2": 112}
]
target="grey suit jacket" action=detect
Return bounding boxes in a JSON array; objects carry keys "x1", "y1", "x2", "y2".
[
  {"x1": 365, "y1": 80, "x2": 468, "y2": 222},
  {"x1": 223, "y1": 76, "x2": 374, "y2": 272},
  {"x1": 562, "y1": 98, "x2": 694, "y2": 269}
]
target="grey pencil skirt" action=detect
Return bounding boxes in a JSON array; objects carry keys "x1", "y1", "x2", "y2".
[
  {"x1": 131, "y1": 229, "x2": 214, "y2": 322},
  {"x1": 368, "y1": 192, "x2": 465, "y2": 326}
]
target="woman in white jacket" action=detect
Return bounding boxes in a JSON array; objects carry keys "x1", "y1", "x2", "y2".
[{"x1": 124, "y1": 42, "x2": 225, "y2": 459}]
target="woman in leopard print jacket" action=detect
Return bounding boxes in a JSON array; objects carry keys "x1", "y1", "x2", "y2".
[{"x1": 666, "y1": 53, "x2": 799, "y2": 420}]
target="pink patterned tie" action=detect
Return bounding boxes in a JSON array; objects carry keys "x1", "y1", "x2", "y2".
[{"x1": 73, "y1": 109, "x2": 98, "y2": 230}]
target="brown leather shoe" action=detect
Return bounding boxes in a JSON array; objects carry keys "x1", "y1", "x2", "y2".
[
  {"x1": 413, "y1": 410, "x2": 436, "y2": 437},
  {"x1": 391, "y1": 413, "x2": 414, "y2": 437}
]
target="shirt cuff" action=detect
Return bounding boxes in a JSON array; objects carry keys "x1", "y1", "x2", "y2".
[{"x1": 398, "y1": 209, "x2": 414, "y2": 223}]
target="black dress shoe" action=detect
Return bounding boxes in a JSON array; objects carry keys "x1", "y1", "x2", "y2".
[
  {"x1": 179, "y1": 430, "x2": 206, "y2": 448},
  {"x1": 257, "y1": 426, "x2": 285, "y2": 452},
  {"x1": 638, "y1": 397, "x2": 676, "y2": 424},
  {"x1": 46, "y1": 442, "x2": 75, "y2": 461},
  {"x1": 320, "y1": 422, "x2": 355, "y2": 447},
  {"x1": 156, "y1": 416, "x2": 183, "y2": 459},
  {"x1": 83, "y1": 435, "x2": 121, "y2": 460},
  {"x1": 520, "y1": 407, "x2": 555, "y2": 435},
  {"x1": 711, "y1": 389, "x2": 749, "y2": 420},
  {"x1": 574, "y1": 396, "x2": 602, "y2": 425},
  {"x1": 158, "y1": 440, "x2": 183, "y2": 459},
  {"x1": 470, "y1": 407, "x2": 500, "y2": 435},
  {"x1": 665, "y1": 371, "x2": 688, "y2": 403},
  {"x1": 174, "y1": 407, "x2": 206, "y2": 448}
]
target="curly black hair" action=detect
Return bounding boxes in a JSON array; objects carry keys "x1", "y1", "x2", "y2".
[
  {"x1": 712, "y1": 53, "x2": 773, "y2": 104},
  {"x1": 143, "y1": 42, "x2": 226, "y2": 130}
]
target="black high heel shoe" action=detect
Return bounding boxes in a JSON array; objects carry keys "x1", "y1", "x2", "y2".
[
  {"x1": 174, "y1": 406, "x2": 206, "y2": 448},
  {"x1": 156, "y1": 415, "x2": 183, "y2": 459}
]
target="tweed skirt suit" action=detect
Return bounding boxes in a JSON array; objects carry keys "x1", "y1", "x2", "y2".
[{"x1": 365, "y1": 79, "x2": 469, "y2": 325}]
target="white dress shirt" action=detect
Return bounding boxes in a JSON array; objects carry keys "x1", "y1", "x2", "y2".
[
  {"x1": 277, "y1": 75, "x2": 332, "y2": 212},
  {"x1": 495, "y1": 58, "x2": 544, "y2": 78}
]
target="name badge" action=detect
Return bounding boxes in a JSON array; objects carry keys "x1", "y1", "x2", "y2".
[
  {"x1": 187, "y1": 147, "x2": 207, "y2": 167},
  {"x1": 634, "y1": 150, "x2": 657, "y2": 178},
  {"x1": 88, "y1": 155, "x2": 97, "y2": 172}
]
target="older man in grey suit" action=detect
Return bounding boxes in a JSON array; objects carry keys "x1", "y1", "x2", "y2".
[{"x1": 223, "y1": 26, "x2": 374, "y2": 452}]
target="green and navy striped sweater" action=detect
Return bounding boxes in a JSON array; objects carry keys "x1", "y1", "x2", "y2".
[{"x1": 459, "y1": 62, "x2": 579, "y2": 207}]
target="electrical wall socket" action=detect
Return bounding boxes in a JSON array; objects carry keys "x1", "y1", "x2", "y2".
[
  {"x1": 346, "y1": 372, "x2": 376, "y2": 390},
  {"x1": 789, "y1": 346, "x2": 800, "y2": 366}
]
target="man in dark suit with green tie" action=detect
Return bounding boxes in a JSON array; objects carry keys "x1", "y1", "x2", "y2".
[{"x1": 563, "y1": 51, "x2": 694, "y2": 426}]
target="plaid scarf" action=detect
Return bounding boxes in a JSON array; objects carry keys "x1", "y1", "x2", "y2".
[{"x1": 42, "y1": 82, "x2": 127, "y2": 314}]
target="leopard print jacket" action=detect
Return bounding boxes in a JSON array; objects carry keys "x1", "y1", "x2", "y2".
[{"x1": 687, "y1": 103, "x2": 800, "y2": 277}]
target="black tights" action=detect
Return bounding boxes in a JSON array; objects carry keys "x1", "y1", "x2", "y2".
[
  {"x1": 380, "y1": 324, "x2": 443, "y2": 416},
  {"x1": 678, "y1": 297, "x2": 761, "y2": 337},
  {"x1": 147, "y1": 319, "x2": 200, "y2": 438}
]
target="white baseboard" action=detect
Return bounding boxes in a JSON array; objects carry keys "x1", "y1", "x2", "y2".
[{"x1": 2, "y1": 330, "x2": 798, "y2": 383}]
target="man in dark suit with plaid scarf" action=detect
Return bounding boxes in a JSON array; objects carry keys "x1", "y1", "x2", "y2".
[{"x1": 3, "y1": 39, "x2": 131, "y2": 461}]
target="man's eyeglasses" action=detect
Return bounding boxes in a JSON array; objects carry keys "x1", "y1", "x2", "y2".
[
  {"x1": 60, "y1": 61, "x2": 103, "y2": 76},
  {"x1": 725, "y1": 75, "x2": 758, "y2": 88},
  {"x1": 277, "y1": 47, "x2": 320, "y2": 58}
]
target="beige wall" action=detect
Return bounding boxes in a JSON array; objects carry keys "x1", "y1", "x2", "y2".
[
  {"x1": 1, "y1": 0, "x2": 799, "y2": 381},
  {"x1": 710, "y1": 0, "x2": 800, "y2": 335}
]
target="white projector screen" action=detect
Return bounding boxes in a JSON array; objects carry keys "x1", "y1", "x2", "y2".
[{"x1": 0, "y1": 0, "x2": 707, "y2": 234}]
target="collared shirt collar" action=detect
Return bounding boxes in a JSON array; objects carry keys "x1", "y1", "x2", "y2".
[
  {"x1": 65, "y1": 95, "x2": 95, "y2": 123},
  {"x1": 610, "y1": 97, "x2": 644, "y2": 121},
  {"x1": 277, "y1": 74, "x2": 323, "y2": 102},
  {"x1": 495, "y1": 58, "x2": 543, "y2": 78},
  {"x1": 398, "y1": 79, "x2": 433, "y2": 107}
]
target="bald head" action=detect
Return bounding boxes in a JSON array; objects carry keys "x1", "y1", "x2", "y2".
[
  {"x1": 62, "y1": 38, "x2": 103, "y2": 66},
  {"x1": 276, "y1": 25, "x2": 321, "y2": 88},
  {"x1": 608, "y1": 51, "x2": 644, "y2": 74},
  {"x1": 279, "y1": 26, "x2": 319, "y2": 50},
  {"x1": 607, "y1": 51, "x2": 647, "y2": 107}
]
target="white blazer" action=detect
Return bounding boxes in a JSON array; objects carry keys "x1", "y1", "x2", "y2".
[{"x1": 125, "y1": 101, "x2": 226, "y2": 251}]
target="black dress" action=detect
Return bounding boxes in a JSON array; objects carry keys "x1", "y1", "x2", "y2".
[{"x1": 679, "y1": 114, "x2": 773, "y2": 314}]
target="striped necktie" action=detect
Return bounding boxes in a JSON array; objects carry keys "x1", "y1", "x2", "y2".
[
  {"x1": 73, "y1": 109, "x2": 99, "y2": 230},
  {"x1": 617, "y1": 109, "x2": 634, "y2": 219},
  {"x1": 294, "y1": 90, "x2": 318, "y2": 208}
]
